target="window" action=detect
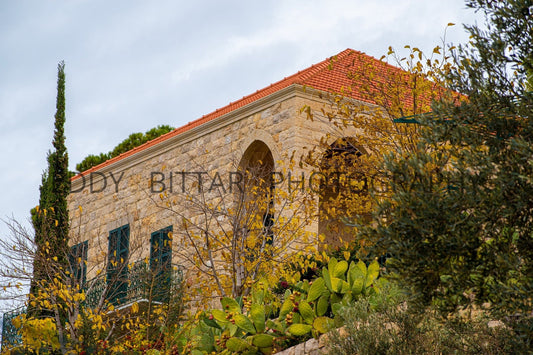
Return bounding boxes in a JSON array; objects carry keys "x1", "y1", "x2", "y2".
[
  {"x1": 262, "y1": 211, "x2": 274, "y2": 246},
  {"x1": 150, "y1": 226, "x2": 172, "y2": 303},
  {"x1": 69, "y1": 241, "x2": 88, "y2": 287},
  {"x1": 107, "y1": 224, "x2": 130, "y2": 305},
  {"x1": 319, "y1": 137, "x2": 366, "y2": 249}
]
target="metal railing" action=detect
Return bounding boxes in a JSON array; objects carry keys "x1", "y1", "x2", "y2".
[
  {"x1": 1, "y1": 262, "x2": 183, "y2": 351},
  {"x1": 1, "y1": 306, "x2": 25, "y2": 350},
  {"x1": 84, "y1": 261, "x2": 183, "y2": 308}
]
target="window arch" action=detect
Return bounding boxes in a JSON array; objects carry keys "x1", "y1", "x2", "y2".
[
  {"x1": 318, "y1": 137, "x2": 367, "y2": 249},
  {"x1": 237, "y1": 140, "x2": 275, "y2": 249}
]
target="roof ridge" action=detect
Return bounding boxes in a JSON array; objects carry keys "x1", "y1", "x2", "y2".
[{"x1": 296, "y1": 48, "x2": 356, "y2": 84}]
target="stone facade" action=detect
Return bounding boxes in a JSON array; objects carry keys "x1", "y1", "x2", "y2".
[
  {"x1": 69, "y1": 85, "x2": 357, "y2": 276},
  {"x1": 67, "y1": 49, "x2": 381, "y2": 294}
]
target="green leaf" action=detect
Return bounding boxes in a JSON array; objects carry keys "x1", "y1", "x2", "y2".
[
  {"x1": 226, "y1": 337, "x2": 253, "y2": 352},
  {"x1": 266, "y1": 319, "x2": 284, "y2": 333},
  {"x1": 355, "y1": 260, "x2": 367, "y2": 277},
  {"x1": 307, "y1": 277, "x2": 325, "y2": 302},
  {"x1": 259, "y1": 347, "x2": 273, "y2": 355},
  {"x1": 351, "y1": 277, "x2": 364, "y2": 296},
  {"x1": 331, "y1": 303, "x2": 342, "y2": 316},
  {"x1": 298, "y1": 301, "x2": 315, "y2": 324},
  {"x1": 292, "y1": 312, "x2": 302, "y2": 325},
  {"x1": 202, "y1": 316, "x2": 221, "y2": 329},
  {"x1": 250, "y1": 304, "x2": 266, "y2": 333},
  {"x1": 330, "y1": 278, "x2": 349, "y2": 293},
  {"x1": 301, "y1": 280, "x2": 311, "y2": 292},
  {"x1": 251, "y1": 333, "x2": 274, "y2": 348},
  {"x1": 221, "y1": 297, "x2": 241, "y2": 314},
  {"x1": 322, "y1": 266, "x2": 332, "y2": 292},
  {"x1": 317, "y1": 293, "x2": 329, "y2": 316},
  {"x1": 349, "y1": 261, "x2": 366, "y2": 289},
  {"x1": 211, "y1": 309, "x2": 227, "y2": 323},
  {"x1": 365, "y1": 260, "x2": 380, "y2": 288},
  {"x1": 328, "y1": 257, "x2": 338, "y2": 276},
  {"x1": 313, "y1": 317, "x2": 334, "y2": 334},
  {"x1": 253, "y1": 288, "x2": 265, "y2": 304},
  {"x1": 287, "y1": 323, "x2": 313, "y2": 336},
  {"x1": 280, "y1": 298, "x2": 293, "y2": 318},
  {"x1": 342, "y1": 292, "x2": 352, "y2": 304},
  {"x1": 330, "y1": 292, "x2": 342, "y2": 305},
  {"x1": 234, "y1": 314, "x2": 256, "y2": 334},
  {"x1": 333, "y1": 260, "x2": 348, "y2": 279},
  {"x1": 347, "y1": 261, "x2": 356, "y2": 285},
  {"x1": 371, "y1": 276, "x2": 389, "y2": 295},
  {"x1": 229, "y1": 323, "x2": 239, "y2": 337}
]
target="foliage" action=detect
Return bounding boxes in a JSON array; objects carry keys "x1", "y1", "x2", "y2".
[
  {"x1": 7, "y1": 255, "x2": 381, "y2": 354},
  {"x1": 75, "y1": 125, "x2": 174, "y2": 172},
  {"x1": 12, "y1": 315, "x2": 61, "y2": 353},
  {"x1": 4, "y1": 261, "x2": 186, "y2": 354},
  {"x1": 188, "y1": 256, "x2": 385, "y2": 354},
  {"x1": 28, "y1": 61, "x2": 71, "y2": 326},
  {"x1": 326, "y1": 284, "x2": 520, "y2": 355},
  {"x1": 150, "y1": 155, "x2": 319, "y2": 305},
  {"x1": 362, "y1": 0, "x2": 533, "y2": 346},
  {"x1": 300, "y1": 34, "x2": 461, "y2": 254},
  {"x1": 2, "y1": 210, "x2": 186, "y2": 353}
]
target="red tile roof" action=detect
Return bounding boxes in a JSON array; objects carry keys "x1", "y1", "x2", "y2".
[{"x1": 71, "y1": 48, "x2": 406, "y2": 180}]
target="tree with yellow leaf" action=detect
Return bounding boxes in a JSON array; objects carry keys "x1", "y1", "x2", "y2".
[
  {"x1": 299, "y1": 34, "x2": 462, "y2": 253},
  {"x1": 0, "y1": 215, "x2": 186, "y2": 353},
  {"x1": 149, "y1": 152, "x2": 320, "y2": 306},
  {"x1": 364, "y1": 1, "x2": 533, "y2": 348}
]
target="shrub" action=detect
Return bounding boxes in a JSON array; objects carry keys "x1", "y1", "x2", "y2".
[{"x1": 326, "y1": 284, "x2": 522, "y2": 355}]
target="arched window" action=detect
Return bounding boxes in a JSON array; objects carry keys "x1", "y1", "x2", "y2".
[
  {"x1": 318, "y1": 137, "x2": 367, "y2": 249},
  {"x1": 237, "y1": 140, "x2": 275, "y2": 250}
]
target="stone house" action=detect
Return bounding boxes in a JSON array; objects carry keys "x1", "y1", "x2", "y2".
[{"x1": 66, "y1": 48, "x2": 401, "y2": 306}]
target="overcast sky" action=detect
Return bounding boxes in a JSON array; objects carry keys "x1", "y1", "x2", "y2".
[{"x1": 0, "y1": 1, "x2": 481, "y2": 262}]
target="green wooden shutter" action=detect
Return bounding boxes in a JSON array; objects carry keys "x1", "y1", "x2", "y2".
[
  {"x1": 69, "y1": 240, "x2": 88, "y2": 287},
  {"x1": 107, "y1": 224, "x2": 130, "y2": 305},
  {"x1": 150, "y1": 226, "x2": 172, "y2": 302}
]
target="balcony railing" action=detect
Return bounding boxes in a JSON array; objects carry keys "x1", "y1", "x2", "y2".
[
  {"x1": 1, "y1": 306, "x2": 25, "y2": 350},
  {"x1": 1, "y1": 262, "x2": 183, "y2": 351},
  {"x1": 85, "y1": 261, "x2": 183, "y2": 308}
]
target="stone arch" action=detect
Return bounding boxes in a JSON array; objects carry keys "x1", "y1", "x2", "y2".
[
  {"x1": 318, "y1": 137, "x2": 367, "y2": 249},
  {"x1": 236, "y1": 140, "x2": 275, "y2": 248},
  {"x1": 238, "y1": 129, "x2": 280, "y2": 167},
  {"x1": 238, "y1": 140, "x2": 275, "y2": 174}
]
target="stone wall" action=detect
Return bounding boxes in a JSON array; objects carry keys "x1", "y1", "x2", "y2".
[
  {"x1": 274, "y1": 334, "x2": 329, "y2": 355},
  {"x1": 67, "y1": 85, "x2": 356, "y2": 280}
]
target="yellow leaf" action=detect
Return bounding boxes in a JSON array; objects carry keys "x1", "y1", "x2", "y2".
[
  {"x1": 131, "y1": 302, "x2": 139, "y2": 313},
  {"x1": 343, "y1": 251, "x2": 350, "y2": 261}
]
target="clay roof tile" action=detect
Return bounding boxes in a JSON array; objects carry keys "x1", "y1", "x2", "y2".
[{"x1": 72, "y1": 48, "x2": 399, "y2": 180}]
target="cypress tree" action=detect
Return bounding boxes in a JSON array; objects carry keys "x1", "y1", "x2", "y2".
[{"x1": 30, "y1": 61, "x2": 70, "y2": 315}]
